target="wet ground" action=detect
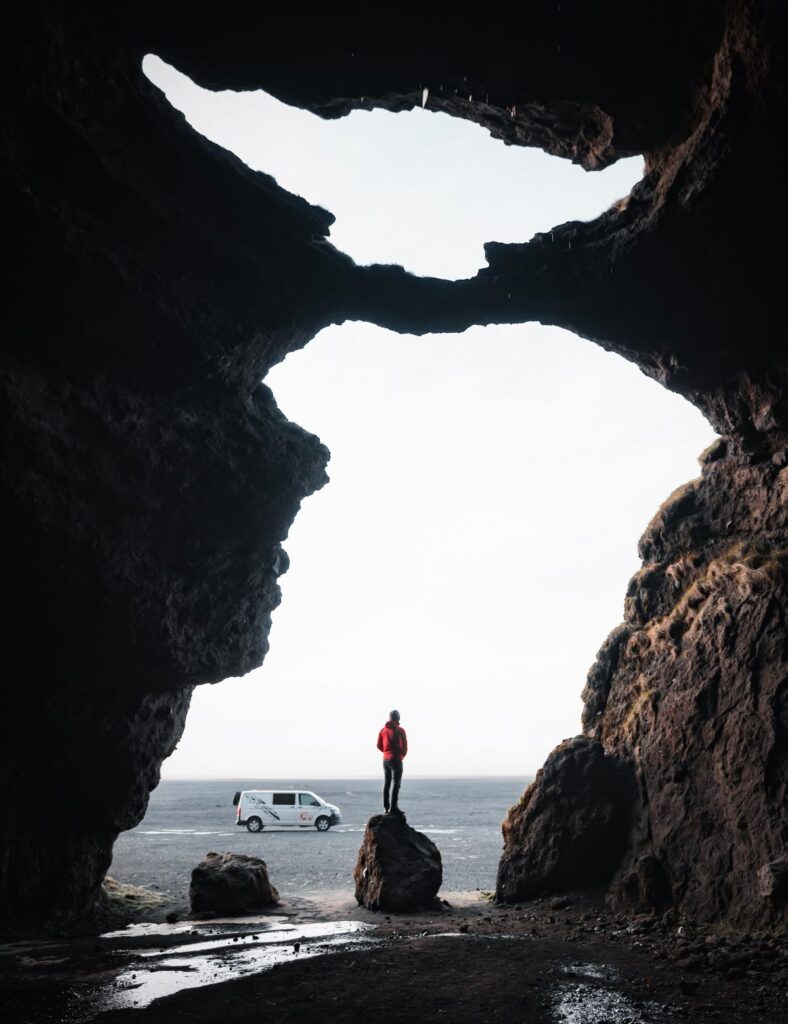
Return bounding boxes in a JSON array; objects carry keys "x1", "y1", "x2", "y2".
[
  {"x1": 4, "y1": 781, "x2": 785, "y2": 1022},
  {"x1": 2, "y1": 891, "x2": 785, "y2": 1024},
  {"x1": 0, "y1": 914, "x2": 375, "y2": 1022}
]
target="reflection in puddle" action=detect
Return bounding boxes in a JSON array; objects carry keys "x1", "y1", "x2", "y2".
[
  {"x1": 553, "y1": 981, "x2": 672, "y2": 1024},
  {"x1": 560, "y1": 962, "x2": 615, "y2": 982},
  {"x1": 100, "y1": 914, "x2": 294, "y2": 940},
  {"x1": 136, "y1": 921, "x2": 371, "y2": 958},
  {"x1": 101, "y1": 921, "x2": 198, "y2": 939},
  {"x1": 0, "y1": 920, "x2": 375, "y2": 1023},
  {"x1": 73, "y1": 921, "x2": 374, "y2": 1019}
]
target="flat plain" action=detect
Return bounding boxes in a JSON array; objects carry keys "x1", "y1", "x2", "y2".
[{"x1": 109, "y1": 776, "x2": 528, "y2": 904}]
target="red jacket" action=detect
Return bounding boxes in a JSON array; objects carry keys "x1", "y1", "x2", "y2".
[{"x1": 377, "y1": 721, "x2": 408, "y2": 760}]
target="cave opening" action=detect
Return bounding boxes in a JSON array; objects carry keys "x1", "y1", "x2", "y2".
[
  {"x1": 161, "y1": 322, "x2": 716, "y2": 783},
  {"x1": 107, "y1": 58, "x2": 714, "y2": 895},
  {"x1": 142, "y1": 54, "x2": 643, "y2": 280},
  {"x1": 138, "y1": 54, "x2": 714, "y2": 786},
  {"x1": 3, "y1": 9, "x2": 786, "y2": 1015}
]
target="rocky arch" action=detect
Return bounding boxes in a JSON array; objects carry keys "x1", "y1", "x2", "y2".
[{"x1": 0, "y1": 1, "x2": 784, "y2": 929}]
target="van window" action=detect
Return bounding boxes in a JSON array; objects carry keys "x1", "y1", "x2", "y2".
[
  {"x1": 299, "y1": 794, "x2": 321, "y2": 806},
  {"x1": 272, "y1": 793, "x2": 296, "y2": 805}
]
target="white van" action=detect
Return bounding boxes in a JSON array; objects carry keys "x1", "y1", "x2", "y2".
[{"x1": 233, "y1": 789, "x2": 342, "y2": 832}]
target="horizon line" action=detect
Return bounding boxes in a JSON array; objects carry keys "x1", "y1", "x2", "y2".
[{"x1": 159, "y1": 772, "x2": 535, "y2": 781}]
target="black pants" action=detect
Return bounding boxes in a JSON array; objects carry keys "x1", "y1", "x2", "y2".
[{"x1": 383, "y1": 758, "x2": 403, "y2": 812}]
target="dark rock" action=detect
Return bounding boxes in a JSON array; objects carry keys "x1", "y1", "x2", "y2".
[
  {"x1": 618, "y1": 855, "x2": 674, "y2": 915},
  {"x1": 757, "y1": 861, "x2": 788, "y2": 908},
  {"x1": 496, "y1": 737, "x2": 634, "y2": 902},
  {"x1": 354, "y1": 814, "x2": 442, "y2": 912},
  {"x1": 600, "y1": 466, "x2": 788, "y2": 928},
  {"x1": 189, "y1": 852, "x2": 279, "y2": 915},
  {"x1": 507, "y1": 447, "x2": 788, "y2": 928},
  {"x1": 676, "y1": 955, "x2": 706, "y2": 971}
]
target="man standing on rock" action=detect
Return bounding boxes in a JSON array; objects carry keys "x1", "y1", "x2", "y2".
[{"x1": 377, "y1": 710, "x2": 408, "y2": 814}]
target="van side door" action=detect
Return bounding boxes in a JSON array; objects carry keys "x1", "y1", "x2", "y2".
[
  {"x1": 297, "y1": 791, "x2": 322, "y2": 826},
  {"x1": 271, "y1": 792, "x2": 297, "y2": 825}
]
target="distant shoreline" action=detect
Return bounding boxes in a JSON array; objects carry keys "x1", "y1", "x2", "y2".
[{"x1": 159, "y1": 774, "x2": 534, "y2": 782}]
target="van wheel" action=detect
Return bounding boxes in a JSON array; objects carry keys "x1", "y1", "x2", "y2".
[
  {"x1": 315, "y1": 816, "x2": 331, "y2": 832},
  {"x1": 246, "y1": 816, "x2": 264, "y2": 833}
]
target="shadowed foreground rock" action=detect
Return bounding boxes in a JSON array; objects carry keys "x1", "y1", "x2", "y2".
[
  {"x1": 355, "y1": 814, "x2": 442, "y2": 911},
  {"x1": 190, "y1": 852, "x2": 279, "y2": 915},
  {"x1": 497, "y1": 737, "x2": 634, "y2": 903}
]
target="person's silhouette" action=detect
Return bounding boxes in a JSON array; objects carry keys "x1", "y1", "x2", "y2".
[{"x1": 377, "y1": 709, "x2": 408, "y2": 814}]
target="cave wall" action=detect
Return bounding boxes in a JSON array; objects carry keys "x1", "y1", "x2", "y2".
[
  {"x1": 1, "y1": 7, "x2": 339, "y2": 926},
  {"x1": 498, "y1": 445, "x2": 787, "y2": 926},
  {"x1": 593, "y1": 446, "x2": 786, "y2": 925},
  {"x1": 1, "y1": 1, "x2": 785, "y2": 928}
]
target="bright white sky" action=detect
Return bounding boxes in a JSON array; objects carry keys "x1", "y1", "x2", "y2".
[{"x1": 144, "y1": 57, "x2": 716, "y2": 779}]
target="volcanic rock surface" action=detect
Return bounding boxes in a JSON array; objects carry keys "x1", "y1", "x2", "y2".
[
  {"x1": 0, "y1": 0, "x2": 785, "y2": 929},
  {"x1": 497, "y1": 737, "x2": 634, "y2": 902},
  {"x1": 355, "y1": 814, "x2": 443, "y2": 911},
  {"x1": 189, "y1": 852, "x2": 279, "y2": 915},
  {"x1": 500, "y1": 448, "x2": 787, "y2": 927},
  {"x1": 595, "y1": 450, "x2": 787, "y2": 926}
]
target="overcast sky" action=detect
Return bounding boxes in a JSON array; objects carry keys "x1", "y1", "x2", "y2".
[{"x1": 144, "y1": 57, "x2": 716, "y2": 780}]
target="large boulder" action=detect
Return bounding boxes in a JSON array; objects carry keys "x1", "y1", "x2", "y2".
[
  {"x1": 497, "y1": 736, "x2": 634, "y2": 903},
  {"x1": 190, "y1": 852, "x2": 280, "y2": 915},
  {"x1": 355, "y1": 814, "x2": 442, "y2": 911}
]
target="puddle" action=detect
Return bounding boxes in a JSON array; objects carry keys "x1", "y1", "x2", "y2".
[
  {"x1": 137, "y1": 921, "x2": 370, "y2": 957},
  {"x1": 101, "y1": 921, "x2": 198, "y2": 940},
  {"x1": 560, "y1": 962, "x2": 616, "y2": 982},
  {"x1": 2, "y1": 919, "x2": 375, "y2": 1023},
  {"x1": 426, "y1": 932, "x2": 524, "y2": 942},
  {"x1": 553, "y1": 981, "x2": 673, "y2": 1024},
  {"x1": 73, "y1": 921, "x2": 375, "y2": 1019},
  {"x1": 99, "y1": 914, "x2": 292, "y2": 941}
]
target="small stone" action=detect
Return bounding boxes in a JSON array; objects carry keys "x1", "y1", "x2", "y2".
[{"x1": 757, "y1": 861, "x2": 788, "y2": 905}]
